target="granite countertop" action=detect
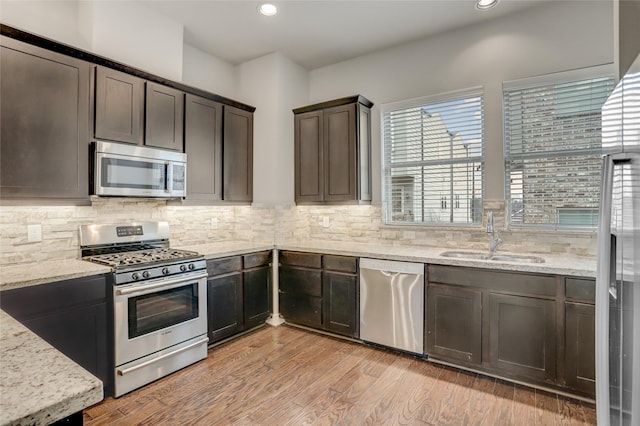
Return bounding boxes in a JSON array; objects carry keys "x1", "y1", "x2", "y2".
[
  {"x1": 276, "y1": 241, "x2": 597, "y2": 278},
  {"x1": 0, "y1": 259, "x2": 111, "y2": 292},
  {"x1": 0, "y1": 310, "x2": 103, "y2": 426},
  {"x1": 176, "y1": 241, "x2": 275, "y2": 260},
  {"x1": 0, "y1": 240, "x2": 596, "y2": 292}
]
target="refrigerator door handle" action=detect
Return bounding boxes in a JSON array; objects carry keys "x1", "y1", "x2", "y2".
[{"x1": 596, "y1": 155, "x2": 615, "y2": 426}]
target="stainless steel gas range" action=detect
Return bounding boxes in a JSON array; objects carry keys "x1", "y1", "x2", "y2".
[{"x1": 80, "y1": 221, "x2": 208, "y2": 397}]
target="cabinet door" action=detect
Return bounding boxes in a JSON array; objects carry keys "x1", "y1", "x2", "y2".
[
  {"x1": 280, "y1": 293, "x2": 322, "y2": 329},
  {"x1": 295, "y1": 110, "x2": 324, "y2": 203},
  {"x1": 324, "y1": 103, "x2": 357, "y2": 202},
  {"x1": 95, "y1": 66, "x2": 144, "y2": 145},
  {"x1": 145, "y1": 82, "x2": 184, "y2": 151},
  {"x1": 185, "y1": 94, "x2": 223, "y2": 202},
  {"x1": 322, "y1": 271, "x2": 358, "y2": 338},
  {"x1": 207, "y1": 273, "x2": 243, "y2": 343},
  {"x1": 426, "y1": 284, "x2": 482, "y2": 365},
  {"x1": 243, "y1": 266, "x2": 271, "y2": 329},
  {"x1": 223, "y1": 106, "x2": 253, "y2": 202},
  {"x1": 0, "y1": 37, "x2": 90, "y2": 201},
  {"x1": 279, "y1": 266, "x2": 322, "y2": 297},
  {"x1": 488, "y1": 293, "x2": 556, "y2": 383},
  {"x1": 565, "y1": 302, "x2": 595, "y2": 396}
]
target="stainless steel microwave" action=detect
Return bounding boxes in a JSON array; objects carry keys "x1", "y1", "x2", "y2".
[{"x1": 92, "y1": 141, "x2": 187, "y2": 198}]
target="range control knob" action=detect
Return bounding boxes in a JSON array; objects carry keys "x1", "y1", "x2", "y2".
[
  {"x1": 131, "y1": 272, "x2": 140, "y2": 281},
  {"x1": 142, "y1": 271, "x2": 150, "y2": 279},
  {"x1": 162, "y1": 267, "x2": 170, "y2": 275},
  {"x1": 180, "y1": 264, "x2": 187, "y2": 272},
  {"x1": 188, "y1": 263, "x2": 195, "y2": 270}
]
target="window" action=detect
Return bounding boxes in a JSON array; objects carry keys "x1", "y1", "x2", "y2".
[
  {"x1": 382, "y1": 90, "x2": 484, "y2": 225},
  {"x1": 504, "y1": 68, "x2": 614, "y2": 229}
]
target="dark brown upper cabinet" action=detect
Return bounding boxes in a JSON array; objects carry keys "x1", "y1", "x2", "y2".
[
  {"x1": 145, "y1": 82, "x2": 184, "y2": 151},
  {"x1": 0, "y1": 36, "x2": 91, "y2": 203},
  {"x1": 184, "y1": 94, "x2": 223, "y2": 203},
  {"x1": 223, "y1": 106, "x2": 253, "y2": 203},
  {"x1": 94, "y1": 66, "x2": 144, "y2": 145},
  {"x1": 293, "y1": 95, "x2": 373, "y2": 205}
]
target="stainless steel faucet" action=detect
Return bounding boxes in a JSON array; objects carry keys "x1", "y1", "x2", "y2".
[{"x1": 486, "y1": 211, "x2": 503, "y2": 256}]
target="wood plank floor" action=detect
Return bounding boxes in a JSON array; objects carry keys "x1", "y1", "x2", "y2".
[{"x1": 84, "y1": 326, "x2": 596, "y2": 425}]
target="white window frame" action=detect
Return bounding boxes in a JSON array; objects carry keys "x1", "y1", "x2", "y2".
[
  {"x1": 381, "y1": 87, "x2": 484, "y2": 227},
  {"x1": 503, "y1": 64, "x2": 615, "y2": 230}
]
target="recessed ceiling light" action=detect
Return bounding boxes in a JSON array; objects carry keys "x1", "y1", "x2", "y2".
[
  {"x1": 258, "y1": 3, "x2": 278, "y2": 16},
  {"x1": 476, "y1": 0, "x2": 498, "y2": 11}
]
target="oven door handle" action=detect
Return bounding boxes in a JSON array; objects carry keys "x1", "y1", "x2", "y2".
[
  {"x1": 115, "y1": 271, "x2": 208, "y2": 296},
  {"x1": 116, "y1": 336, "x2": 209, "y2": 376}
]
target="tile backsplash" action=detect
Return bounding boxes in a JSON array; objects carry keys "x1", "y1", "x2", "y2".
[{"x1": 0, "y1": 199, "x2": 597, "y2": 266}]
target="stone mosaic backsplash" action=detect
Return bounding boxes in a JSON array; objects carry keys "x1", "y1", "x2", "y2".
[{"x1": 0, "y1": 199, "x2": 597, "y2": 266}]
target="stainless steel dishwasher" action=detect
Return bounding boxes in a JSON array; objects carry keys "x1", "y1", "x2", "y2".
[{"x1": 359, "y1": 258, "x2": 424, "y2": 355}]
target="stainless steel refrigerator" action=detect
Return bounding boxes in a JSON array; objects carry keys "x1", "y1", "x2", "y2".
[{"x1": 597, "y1": 53, "x2": 640, "y2": 426}]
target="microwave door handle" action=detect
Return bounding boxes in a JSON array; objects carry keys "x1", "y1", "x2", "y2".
[{"x1": 165, "y1": 161, "x2": 171, "y2": 194}]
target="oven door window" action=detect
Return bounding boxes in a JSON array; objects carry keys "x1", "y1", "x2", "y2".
[
  {"x1": 101, "y1": 157, "x2": 167, "y2": 190},
  {"x1": 128, "y1": 283, "x2": 199, "y2": 338}
]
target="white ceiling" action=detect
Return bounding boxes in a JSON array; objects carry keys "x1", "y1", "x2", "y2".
[{"x1": 144, "y1": 0, "x2": 544, "y2": 70}]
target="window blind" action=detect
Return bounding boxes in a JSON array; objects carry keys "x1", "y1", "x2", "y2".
[
  {"x1": 504, "y1": 75, "x2": 614, "y2": 228},
  {"x1": 382, "y1": 93, "x2": 484, "y2": 225}
]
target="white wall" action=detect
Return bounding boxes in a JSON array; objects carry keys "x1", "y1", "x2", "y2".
[
  {"x1": 238, "y1": 52, "x2": 308, "y2": 205},
  {"x1": 0, "y1": 0, "x2": 89, "y2": 49},
  {"x1": 182, "y1": 43, "x2": 238, "y2": 99},
  {"x1": 308, "y1": 0, "x2": 614, "y2": 204},
  {"x1": 87, "y1": 1, "x2": 184, "y2": 81}
]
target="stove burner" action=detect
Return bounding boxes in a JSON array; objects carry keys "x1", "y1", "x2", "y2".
[{"x1": 86, "y1": 247, "x2": 201, "y2": 268}]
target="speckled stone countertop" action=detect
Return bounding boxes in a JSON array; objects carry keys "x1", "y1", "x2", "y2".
[
  {"x1": 0, "y1": 259, "x2": 111, "y2": 291},
  {"x1": 0, "y1": 240, "x2": 596, "y2": 292},
  {"x1": 176, "y1": 241, "x2": 275, "y2": 260},
  {"x1": 0, "y1": 310, "x2": 103, "y2": 426},
  {"x1": 276, "y1": 241, "x2": 597, "y2": 278}
]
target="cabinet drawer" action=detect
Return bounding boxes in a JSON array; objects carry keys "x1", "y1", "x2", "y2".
[
  {"x1": 279, "y1": 267, "x2": 322, "y2": 296},
  {"x1": 280, "y1": 251, "x2": 322, "y2": 269},
  {"x1": 565, "y1": 278, "x2": 595, "y2": 303},
  {"x1": 323, "y1": 255, "x2": 357, "y2": 274},
  {"x1": 244, "y1": 251, "x2": 271, "y2": 269},
  {"x1": 428, "y1": 265, "x2": 556, "y2": 298},
  {"x1": 207, "y1": 256, "x2": 242, "y2": 276}
]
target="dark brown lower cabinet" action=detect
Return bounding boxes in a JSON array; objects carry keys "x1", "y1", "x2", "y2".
[
  {"x1": 279, "y1": 251, "x2": 358, "y2": 338},
  {"x1": 207, "y1": 272, "x2": 243, "y2": 342},
  {"x1": 426, "y1": 265, "x2": 595, "y2": 398},
  {"x1": 487, "y1": 293, "x2": 556, "y2": 383},
  {"x1": 565, "y1": 302, "x2": 596, "y2": 394},
  {"x1": 426, "y1": 284, "x2": 482, "y2": 365},
  {"x1": 279, "y1": 263, "x2": 323, "y2": 329},
  {"x1": 322, "y1": 271, "x2": 358, "y2": 337},
  {"x1": 280, "y1": 293, "x2": 323, "y2": 328},
  {"x1": 243, "y1": 264, "x2": 272, "y2": 329},
  {"x1": 206, "y1": 252, "x2": 271, "y2": 344},
  {"x1": 0, "y1": 275, "x2": 112, "y2": 396}
]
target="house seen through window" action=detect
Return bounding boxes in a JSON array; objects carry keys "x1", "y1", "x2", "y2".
[
  {"x1": 504, "y1": 70, "x2": 614, "y2": 229},
  {"x1": 382, "y1": 91, "x2": 484, "y2": 225}
]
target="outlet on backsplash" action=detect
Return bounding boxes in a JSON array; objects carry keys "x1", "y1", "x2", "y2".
[
  {"x1": 210, "y1": 218, "x2": 218, "y2": 229},
  {"x1": 322, "y1": 216, "x2": 330, "y2": 228},
  {"x1": 27, "y1": 224, "x2": 42, "y2": 243}
]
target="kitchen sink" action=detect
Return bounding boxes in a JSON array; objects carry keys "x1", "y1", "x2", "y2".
[
  {"x1": 439, "y1": 251, "x2": 491, "y2": 260},
  {"x1": 439, "y1": 251, "x2": 545, "y2": 264},
  {"x1": 489, "y1": 254, "x2": 545, "y2": 264}
]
